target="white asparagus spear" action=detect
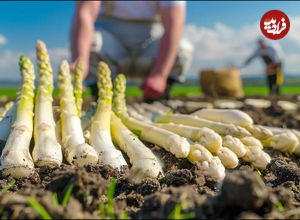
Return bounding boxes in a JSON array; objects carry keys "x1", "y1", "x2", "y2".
[
  {"x1": 191, "y1": 108, "x2": 273, "y2": 140},
  {"x1": 245, "y1": 125, "x2": 273, "y2": 140},
  {"x1": 188, "y1": 144, "x2": 225, "y2": 181},
  {"x1": 192, "y1": 108, "x2": 253, "y2": 127},
  {"x1": 154, "y1": 123, "x2": 222, "y2": 153},
  {"x1": 127, "y1": 105, "x2": 152, "y2": 123},
  {"x1": 222, "y1": 135, "x2": 246, "y2": 158},
  {"x1": 111, "y1": 111, "x2": 163, "y2": 183},
  {"x1": 58, "y1": 60, "x2": 98, "y2": 166},
  {"x1": 0, "y1": 102, "x2": 14, "y2": 121},
  {"x1": 32, "y1": 40, "x2": 63, "y2": 167},
  {"x1": 261, "y1": 131, "x2": 298, "y2": 153},
  {"x1": 113, "y1": 74, "x2": 190, "y2": 158},
  {"x1": 89, "y1": 62, "x2": 127, "y2": 169},
  {"x1": 0, "y1": 55, "x2": 35, "y2": 178},
  {"x1": 0, "y1": 103, "x2": 16, "y2": 142},
  {"x1": 156, "y1": 114, "x2": 250, "y2": 137},
  {"x1": 262, "y1": 126, "x2": 300, "y2": 155},
  {"x1": 240, "y1": 136, "x2": 271, "y2": 170},
  {"x1": 215, "y1": 147, "x2": 239, "y2": 169}
]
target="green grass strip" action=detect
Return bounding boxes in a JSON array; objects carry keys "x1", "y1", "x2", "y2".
[
  {"x1": 181, "y1": 211, "x2": 196, "y2": 219},
  {"x1": 168, "y1": 204, "x2": 182, "y2": 219},
  {"x1": 107, "y1": 178, "x2": 117, "y2": 219},
  {"x1": 120, "y1": 211, "x2": 128, "y2": 219},
  {"x1": 99, "y1": 203, "x2": 106, "y2": 219},
  {"x1": 62, "y1": 184, "x2": 74, "y2": 207},
  {"x1": 0, "y1": 179, "x2": 16, "y2": 194},
  {"x1": 27, "y1": 197, "x2": 52, "y2": 220},
  {"x1": 277, "y1": 201, "x2": 285, "y2": 212},
  {"x1": 51, "y1": 193, "x2": 59, "y2": 207},
  {"x1": 256, "y1": 168, "x2": 262, "y2": 176}
]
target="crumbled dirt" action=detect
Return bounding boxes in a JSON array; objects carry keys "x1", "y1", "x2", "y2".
[{"x1": 0, "y1": 95, "x2": 300, "y2": 219}]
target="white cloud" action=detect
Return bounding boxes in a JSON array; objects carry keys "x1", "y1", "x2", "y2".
[
  {"x1": 183, "y1": 22, "x2": 259, "y2": 62},
  {"x1": 0, "y1": 34, "x2": 6, "y2": 45},
  {"x1": 286, "y1": 16, "x2": 300, "y2": 45},
  {"x1": 0, "y1": 50, "x2": 17, "y2": 68},
  {"x1": 0, "y1": 48, "x2": 70, "y2": 81}
]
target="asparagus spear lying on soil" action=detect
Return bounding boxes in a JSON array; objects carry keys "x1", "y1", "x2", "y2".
[
  {"x1": 261, "y1": 131, "x2": 298, "y2": 153},
  {"x1": 113, "y1": 74, "x2": 190, "y2": 158},
  {"x1": 240, "y1": 136, "x2": 271, "y2": 170},
  {"x1": 215, "y1": 147, "x2": 239, "y2": 169},
  {"x1": 154, "y1": 123, "x2": 222, "y2": 153},
  {"x1": 192, "y1": 108, "x2": 273, "y2": 140},
  {"x1": 156, "y1": 114, "x2": 250, "y2": 137},
  {"x1": 111, "y1": 111, "x2": 163, "y2": 183},
  {"x1": 222, "y1": 135, "x2": 246, "y2": 158},
  {"x1": 192, "y1": 108, "x2": 253, "y2": 127},
  {"x1": 188, "y1": 144, "x2": 225, "y2": 181}
]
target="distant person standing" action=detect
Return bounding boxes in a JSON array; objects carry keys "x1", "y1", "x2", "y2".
[{"x1": 243, "y1": 39, "x2": 284, "y2": 95}]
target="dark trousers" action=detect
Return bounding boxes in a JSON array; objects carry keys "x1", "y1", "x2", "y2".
[
  {"x1": 90, "y1": 83, "x2": 99, "y2": 101},
  {"x1": 267, "y1": 74, "x2": 280, "y2": 95}
]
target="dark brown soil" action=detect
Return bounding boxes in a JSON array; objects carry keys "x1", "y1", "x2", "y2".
[{"x1": 0, "y1": 95, "x2": 300, "y2": 219}]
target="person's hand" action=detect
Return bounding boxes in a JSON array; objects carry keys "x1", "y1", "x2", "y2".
[
  {"x1": 140, "y1": 73, "x2": 168, "y2": 99},
  {"x1": 69, "y1": 61, "x2": 76, "y2": 72}
]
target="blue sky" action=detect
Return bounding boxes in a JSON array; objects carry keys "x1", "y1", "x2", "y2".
[{"x1": 1, "y1": 1, "x2": 300, "y2": 81}]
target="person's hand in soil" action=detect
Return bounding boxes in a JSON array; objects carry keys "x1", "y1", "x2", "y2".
[
  {"x1": 140, "y1": 73, "x2": 167, "y2": 99},
  {"x1": 140, "y1": 5, "x2": 185, "y2": 100}
]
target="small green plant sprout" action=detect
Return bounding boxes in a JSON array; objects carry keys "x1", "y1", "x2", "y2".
[
  {"x1": 168, "y1": 204, "x2": 182, "y2": 219},
  {"x1": 255, "y1": 168, "x2": 262, "y2": 176},
  {"x1": 0, "y1": 205, "x2": 8, "y2": 220},
  {"x1": 106, "y1": 178, "x2": 116, "y2": 219},
  {"x1": 277, "y1": 201, "x2": 285, "y2": 212},
  {"x1": 0, "y1": 179, "x2": 15, "y2": 195},
  {"x1": 99, "y1": 203, "x2": 106, "y2": 219},
  {"x1": 51, "y1": 193, "x2": 59, "y2": 207},
  {"x1": 62, "y1": 184, "x2": 74, "y2": 207},
  {"x1": 158, "y1": 177, "x2": 164, "y2": 183},
  {"x1": 27, "y1": 197, "x2": 52, "y2": 220},
  {"x1": 83, "y1": 190, "x2": 90, "y2": 207},
  {"x1": 120, "y1": 211, "x2": 128, "y2": 219},
  {"x1": 98, "y1": 177, "x2": 128, "y2": 219},
  {"x1": 168, "y1": 201, "x2": 196, "y2": 220},
  {"x1": 51, "y1": 184, "x2": 74, "y2": 208},
  {"x1": 167, "y1": 109, "x2": 173, "y2": 115}
]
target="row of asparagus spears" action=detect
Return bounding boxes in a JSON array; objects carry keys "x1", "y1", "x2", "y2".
[{"x1": 0, "y1": 40, "x2": 300, "y2": 183}]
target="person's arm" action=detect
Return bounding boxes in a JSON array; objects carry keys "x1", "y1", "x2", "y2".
[
  {"x1": 243, "y1": 49, "x2": 260, "y2": 67},
  {"x1": 70, "y1": 1, "x2": 101, "y2": 79},
  {"x1": 140, "y1": 5, "x2": 185, "y2": 99}
]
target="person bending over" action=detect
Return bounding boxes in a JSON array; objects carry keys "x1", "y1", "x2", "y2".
[
  {"x1": 243, "y1": 38, "x2": 284, "y2": 95},
  {"x1": 71, "y1": 1, "x2": 194, "y2": 101}
]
